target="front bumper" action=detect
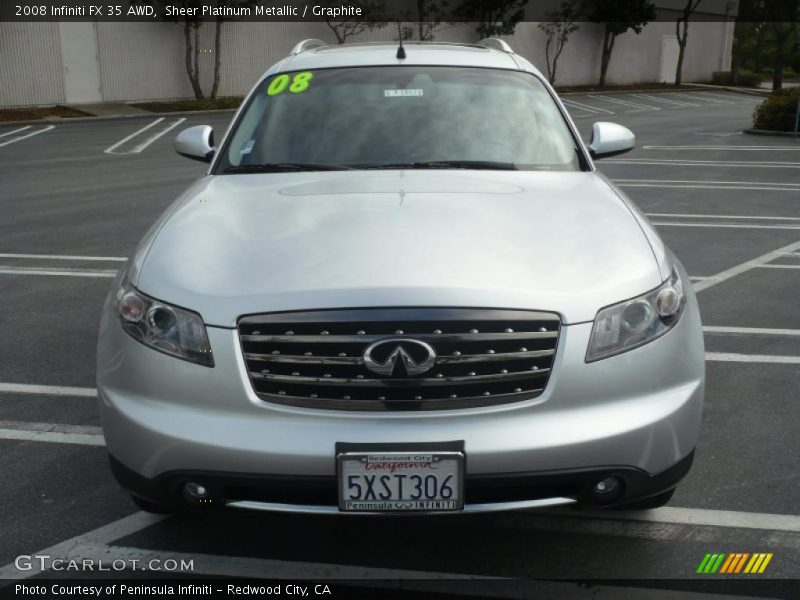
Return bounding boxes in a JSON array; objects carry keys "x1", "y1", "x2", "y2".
[{"x1": 97, "y1": 294, "x2": 704, "y2": 513}]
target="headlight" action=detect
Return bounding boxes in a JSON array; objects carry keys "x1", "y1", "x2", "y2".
[
  {"x1": 586, "y1": 267, "x2": 686, "y2": 362},
  {"x1": 114, "y1": 278, "x2": 214, "y2": 367}
]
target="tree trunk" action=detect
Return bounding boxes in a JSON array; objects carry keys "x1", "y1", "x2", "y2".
[
  {"x1": 773, "y1": 47, "x2": 784, "y2": 91},
  {"x1": 599, "y1": 29, "x2": 615, "y2": 87},
  {"x1": 675, "y1": 18, "x2": 688, "y2": 86},
  {"x1": 545, "y1": 37, "x2": 554, "y2": 82},
  {"x1": 183, "y1": 22, "x2": 204, "y2": 100},
  {"x1": 210, "y1": 17, "x2": 223, "y2": 99}
]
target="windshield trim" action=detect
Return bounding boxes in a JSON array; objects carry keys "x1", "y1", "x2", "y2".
[{"x1": 209, "y1": 64, "x2": 593, "y2": 176}]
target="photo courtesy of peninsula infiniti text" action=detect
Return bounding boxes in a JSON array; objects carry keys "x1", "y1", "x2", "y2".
[{"x1": 96, "y1": 38, "x2": 705, "y2": 515}]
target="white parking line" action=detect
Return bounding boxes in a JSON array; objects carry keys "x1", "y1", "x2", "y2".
[
  {"x1": 652, "y1": 221, "x2": 800, "y2": 231},
  {"x1": 0, "y1": 512, "x2": 166, "y2": 580},
  {"x1": 0, "y1": 253, "x2": 127, "y2": 261},
  {"x1": 104, "y1": 118, "x2": 164, "y2": 154},
  {"x1": 646, "y1": 213, "x2": 800, "y2": 221},
  {"x1": 606, "y1": 158, "x2": 800, "y2": 168},
  {"x1": 0, "y1": 266, "x2": 118, "y2": 277},
  {"x1": 693, "y1": 239, "x2": 800, "y2": 293},
  {"x1": 684, "y1": 92, "x2": 735, "y2": 104},
  {"x1": 0, "y1": 427, "x2": 104, "y2": 446},
  {"x1": 587, "y1": 95, "x2": 656, "y2": 112},
  {"x1": 757, "y1": 263, "x2": 800, "y2": 269},
  {"x1": 705, "y1": 352, "x2": 800, "y2": 364},
  {"x1": 630, "y1": 93, "x2": 700, "y2": 107},
  {"x1": 562, "y1": 99, "x2": 615, "y2": 114},
  {"x1": 0, "y1": 125, "x2": 55, "y2": 148},
  {"x1": 0, "y1": 125, "x2": 32, "y2": 139},
  {"x1": 643, "y1": 145, "x2": 800, "y2": 151},
  {"x1": 617, "y1": 179, "x2": 800, "y2": 191},
  {"x1": 130, "y1": 117, "x2": 186, "y2": 153},
  {"x1": 0, "y1": 383, "x2": 96, "y2": 397},
  {"x1": 704, "y1": 326, "x2": 800, "y2": 336}
]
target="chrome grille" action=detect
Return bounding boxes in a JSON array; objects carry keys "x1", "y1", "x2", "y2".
[{"x1": 237, "y1": 308, "x2": 560, "y2": 410}]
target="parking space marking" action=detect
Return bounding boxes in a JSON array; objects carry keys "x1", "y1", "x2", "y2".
[
  {"x1": 0, "y1": 125, "x2": 55, "y2": 148},
  {"x1": 546, "y1": 506, "x2": 800, "y2": 533},
  {"x1": 562, "y1": 99, "x2": 615, "y2": 114},
  {"x1": 130, "y1": 117, "x2": 186, "y2": 154},
  {"x1": 651, "y1": 222, "x2": 800, "y2": 231},
  {"x1": 630, "y1": 93, "x2": 699, "y2": 107},
  {"x1": 0, "y1": 253, "x2": 127, "y2": 261},
  {"x1": 0, "y1": 125, "x2": 32, "y2": 139},
  {"x1": 0, "y1": 426, "x2": 104, "y2": 446},
  {"x1": 684, "y1": 92, "x2": 735, "y2": 104},
  {"x1": 757, "y1": 264, "x2": 800, "y2": 269},
  {"x1": 706, "y1": 352, "x2": 800, "y2": 364},
  {"x1": 646, "y1": 213, "x2": 800, "y2": 221},
  {"x1": 606, "y1": 158, "x2": 800, "y2": 169},
  {"x1": 0, "y1": 512, "x2": 166, "y2": 580},
  {"x1": 704, "y1": 326, "x2": 800, "y2": 336},
  {"x1": 104, "y1": 118, "x2": 164, "y2": 154},
  {"x1": 0, "y1": 266, "x2": 117, "y2": 277},
  {"x1": 616, "y1": 179, "x2": 800, "y2": 191},
  {"x1": 693, "y1": 240, "x2": 800, "y2": 293},
  {"x1": 587, "y1": 95, "x2": 656, "y2": 112},
  {"x1": 0, "y1": 383, "x2": 96, "y2": 397},
  {"x1": 643, "y1": 145, "x2": 800, "y2": 151}
]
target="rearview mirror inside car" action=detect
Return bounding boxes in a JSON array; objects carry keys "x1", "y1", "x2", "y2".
[
  {"x1": 587, "y1": 122, "x2": 635, "y2": 159},
  {"x1": 174, "y1": 125, "x2": 215, "y2": 162}
]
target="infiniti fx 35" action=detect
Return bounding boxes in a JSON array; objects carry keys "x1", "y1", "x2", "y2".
[{"x1": 97, "y1": 39, "x2": 704, "y2": 514}]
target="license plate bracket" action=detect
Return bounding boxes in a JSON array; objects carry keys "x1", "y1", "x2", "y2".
[{"x1": 336, "y1": 444, "x2": 465, "y2": 513}]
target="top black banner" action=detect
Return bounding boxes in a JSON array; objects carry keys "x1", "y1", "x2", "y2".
[{"x1": 3, "y1": 0, "x2": 786, "y2": 23}]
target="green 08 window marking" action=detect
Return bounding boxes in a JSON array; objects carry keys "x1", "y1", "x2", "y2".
[{"x1": 267, "y1": 72, "x2": 314, "y2": 96}]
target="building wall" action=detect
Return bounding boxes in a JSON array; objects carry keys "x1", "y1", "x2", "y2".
[
  {"x1": 0, "y1": 16, "x2": 735, "y2": 107},
  {"x1": 0, "y1": 22, "x2": 66, "y2": 106}
]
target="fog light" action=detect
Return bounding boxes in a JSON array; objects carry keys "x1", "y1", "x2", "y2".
[
  {"x1": 592, "y1": 476, "x2": 622, "y2": 504},
  {"x1": 182, "y1": 482, "x2": 211, "y2": 505}
]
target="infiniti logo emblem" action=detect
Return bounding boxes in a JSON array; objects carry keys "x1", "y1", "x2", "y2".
[{"x1": 363, "y1": 338, "x2": 437, "y2": 377}]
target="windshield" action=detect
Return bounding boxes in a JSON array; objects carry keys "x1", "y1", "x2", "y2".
[{"x1": 218, "y1": 66, "x2": 582, "y2": 173}]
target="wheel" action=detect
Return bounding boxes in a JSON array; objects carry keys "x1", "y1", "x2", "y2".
[
  {"x1": 130, "y1": 494, "x2": 174, "y2": 514},
  {"x1": 616, "y1": 489, "x2": 675, "y2": 510}
]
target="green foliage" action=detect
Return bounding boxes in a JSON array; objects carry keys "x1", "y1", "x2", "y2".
[
  {"x1": 711, "y1": 70, "x2": 762, "y2": 87},
  {"x1": 453, "y1": 0, "x2": 528, "y2": 38},
  {"x1": 791, "y1": 54, "x2": 800, "y2": 75},
  {"x1": 753, "y1": 87, "x2": 800, "y2": 131},
  {"x1": 538, "y1": 1, "x2": 582, "y2": 84},
  {"x1": 584, "y1": 0, "x2": 656, "y2": 36}
]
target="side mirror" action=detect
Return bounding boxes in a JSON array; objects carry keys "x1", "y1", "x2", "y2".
[
  {"x1": 587, "y1": 122, "x2": 635, "y2": 159},
  {"x1": 174, "y1": 125, "x2": 215, "y2": 162}
]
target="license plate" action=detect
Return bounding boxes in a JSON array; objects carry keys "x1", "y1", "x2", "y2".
[{"x1": 337, "y1": 451, "x2": 464, "y2": 512}]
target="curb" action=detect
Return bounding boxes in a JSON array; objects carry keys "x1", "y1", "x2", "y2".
[
  {"x1": 743, "y1": 128, "x2": 799, "y2": 138},
  {"x1": 0, "y1": 107, "x2": 238, "y2": 127},
  {"x1": 683, "y1": 83, "x2": 770, "y2": 96}
]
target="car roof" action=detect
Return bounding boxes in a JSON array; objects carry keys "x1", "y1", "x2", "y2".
[{"x1": 271, "y1": 41, "x2": 537, "y2": 77}]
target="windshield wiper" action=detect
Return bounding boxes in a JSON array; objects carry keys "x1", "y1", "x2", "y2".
[
  {"x1": 223, "y1": 163, "x2": 353, "y2": 173},
  {"x1": 361, "y1": 160, "x2": 517, "y2": 171}
]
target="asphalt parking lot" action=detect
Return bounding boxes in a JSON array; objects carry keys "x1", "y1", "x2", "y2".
[{"x1": 0, "y1": 89, "x2": 798, "y2": 598}]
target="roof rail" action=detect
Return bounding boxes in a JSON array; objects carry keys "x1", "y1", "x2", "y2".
[
  {"x1": 477, "y1": 38, "x2": 514, "y2": 53},
  {"x1": 290, "y1": 39, "x2": 327, "y2": 55}
]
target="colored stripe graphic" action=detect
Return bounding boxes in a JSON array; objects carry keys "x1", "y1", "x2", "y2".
[{"x1": 703, "y1": 552, "x2": 773, "y2": 574}]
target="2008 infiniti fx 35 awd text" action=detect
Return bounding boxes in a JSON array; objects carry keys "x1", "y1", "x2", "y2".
[{"x1": 97, "y1": 39, "x2": 704, "y2": 515}]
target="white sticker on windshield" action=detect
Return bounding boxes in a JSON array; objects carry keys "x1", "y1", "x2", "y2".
[
  {"x1": 240, "y1": 139, "x2": 255, "y2": 155},
  {"x1": 384, "y1": 89, "x2": 424, "y2": 98}
]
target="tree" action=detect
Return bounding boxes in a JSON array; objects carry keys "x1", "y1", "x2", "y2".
[
  {"x1": 319, "y1": 0, "x2": 390, "y2": 44},
  {"x1": 452, "y1": 0, "x2": 528, "y2": 39},
  {"x1": 136, "y1": 0, "x2": 254, "y2": 100},
  {"x1": 585, "y1": 0, "x2": 656, "y2": 87},
  {"x1": 538, "y1": 1, "x2": 581, "y2": 85},
  {"x1": 413, "y1": 0, "x2": 449, "y2": 41},
  {"x1": 761, "y1": 0, "x2": 800, "y2": 90},
  {"x1": 674, "y1": 0, "x2": 704, "y2": 86}
]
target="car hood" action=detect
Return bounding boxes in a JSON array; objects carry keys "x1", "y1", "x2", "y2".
[{"x1": 133, "y1": 170, "x2": 663, "y2": 327}]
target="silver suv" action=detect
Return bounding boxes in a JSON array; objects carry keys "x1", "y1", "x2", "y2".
[{"x1": 97, "y1": 39, "x2": 704, "y2": 515}]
